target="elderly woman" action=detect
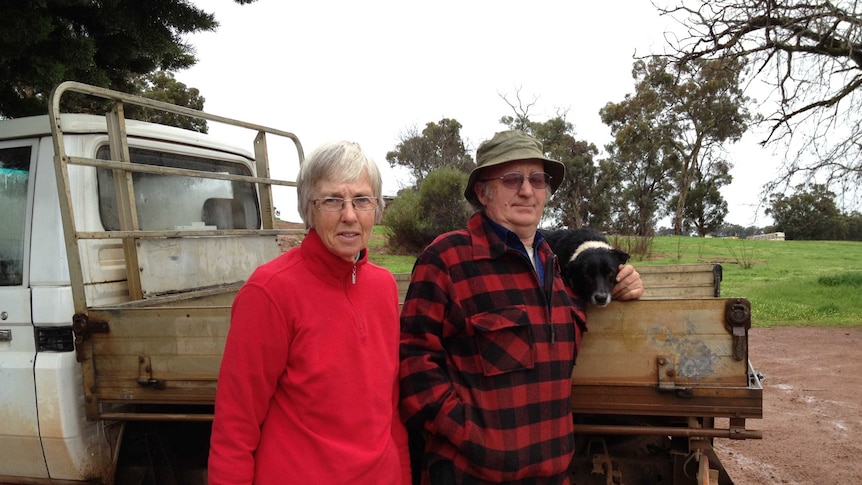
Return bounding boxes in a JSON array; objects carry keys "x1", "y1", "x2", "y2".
[{"x1": 209, "y1": 141, "x2": 410, "y2": 484}]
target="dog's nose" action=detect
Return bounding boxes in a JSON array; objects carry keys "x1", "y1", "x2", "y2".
[{"x1": 593, "y1": 294, "x2": 611, "y2": 307}]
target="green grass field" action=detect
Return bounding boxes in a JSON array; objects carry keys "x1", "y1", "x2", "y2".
[
  {"x1": 369, "y1": 227, "x2": 862, "y2": 328},
  {"x1": 636, "y1": 236, "x2": 862, "y2": 327}
]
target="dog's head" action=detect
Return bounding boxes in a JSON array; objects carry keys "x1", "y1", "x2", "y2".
[{"x1": 561, "y1": 248, "x2": 630, "y2": 307}]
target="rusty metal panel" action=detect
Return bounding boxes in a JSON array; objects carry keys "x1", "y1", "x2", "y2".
[
  {"x1": 573, "y1": 299, "x2": 749, "y2": 387},
  {"x1": 571, "y1": 298, "x2": 758, "y2": 419}
]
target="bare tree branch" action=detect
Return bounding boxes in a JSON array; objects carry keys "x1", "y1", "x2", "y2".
[
  {"x1": 656, "y1": 0, "x2": 862, "y2": 196},
  {"x1": 498, "y1": 86, "x2": 540, "y2": 132}
]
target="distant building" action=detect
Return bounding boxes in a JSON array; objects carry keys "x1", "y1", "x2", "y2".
[{"x1": 749, "y1": 232, "x2": 785, "y2": 241}]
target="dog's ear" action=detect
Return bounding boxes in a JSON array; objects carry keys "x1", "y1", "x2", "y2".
[
  {"x1": 613, "y1": 248, "x2": 630, "y2": 265},
  {"x1": 560, "y1": 264, "x2": 581, "y2": 293}
]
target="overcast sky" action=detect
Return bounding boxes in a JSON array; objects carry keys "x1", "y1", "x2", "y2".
[{"x1": 178, "y1": 0, "x2": 780, "y2": 227}]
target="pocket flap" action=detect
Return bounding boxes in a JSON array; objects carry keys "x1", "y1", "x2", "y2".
[{"x1": 469, "y1": 306, "x2": 535, "y2": 376}]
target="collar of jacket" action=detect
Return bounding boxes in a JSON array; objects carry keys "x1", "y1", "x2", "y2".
[
  {"x1": 300, "y1": 228, "x2": 368, "y2": 287},
  {"x1": 467, "y1": 212, "x2": 551, "y2": 262}
]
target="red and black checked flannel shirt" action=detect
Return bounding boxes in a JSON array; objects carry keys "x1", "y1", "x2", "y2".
[{"x1": 399, "y1": 213, "x2": 587, "y2": 484}]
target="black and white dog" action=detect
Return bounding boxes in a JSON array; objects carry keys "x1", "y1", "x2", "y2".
[{"x1": 540, "y1": 228, "x2": 630, "y2": 307}]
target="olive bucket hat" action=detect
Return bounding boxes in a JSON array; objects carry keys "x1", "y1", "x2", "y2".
[{"x1": 464, "y1": 130, "x2": 566, "y2": 204}]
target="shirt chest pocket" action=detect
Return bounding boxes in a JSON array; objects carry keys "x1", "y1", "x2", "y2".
[{"x1": 469, "y1": 306, "x2": 536, "y2": 376}]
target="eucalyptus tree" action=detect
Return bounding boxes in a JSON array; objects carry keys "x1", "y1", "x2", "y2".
[
  {"x1": 527, "y1": 117, "x2": 602, "y2": 229},
  {"x1": 384, "y1": 119, "x2": 474, "y2": 253},
  {"x1": 128, "y1": 71, "x2": 208, "y2": 132},
  {"x1": 766, "y1": 183, "x2": 843, "y2": 239},
  {"x1": 670, "y1": 159, "x2": 733, "y2": 236},
  {"x1": 385, "y1": 118, "x2": 474, "y2": 186},
  {"x1": 598, "y1": 106, "x2": 676, "y2": 236},
  {"x1": 601, "y1": 56, "x2": 749, "y2": 234}
]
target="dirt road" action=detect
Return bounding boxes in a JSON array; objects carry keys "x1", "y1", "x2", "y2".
[{"x1": 716, "y1": 326, "x2": 862, "y2": 484}]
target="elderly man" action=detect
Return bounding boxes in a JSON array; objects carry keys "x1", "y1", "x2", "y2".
[{"x1": 399, "y1": 130, "x2": 643, "y2": 484}]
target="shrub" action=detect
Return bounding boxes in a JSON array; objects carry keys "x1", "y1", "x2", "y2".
[
  {"x1": 817, "y1": 272, "x2": 862, "y2": 287},
  {"x1": 384, "y1": 168, "x2": 473, "y2": 254},
  {"x1": 610, "y1": 234, "x2": 654, "y2": 261}
]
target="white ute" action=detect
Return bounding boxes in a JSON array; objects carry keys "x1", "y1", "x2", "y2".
[{"x1": 0, "y1": 82, "x2": 303, "y2": 484}]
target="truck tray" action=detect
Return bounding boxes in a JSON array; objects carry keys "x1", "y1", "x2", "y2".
[
  {"x1": 572, "y1": 298, "x2": 761, "y2": 420},
  {"x1": 75, "y1": 285, "x2": 236, "y2": 419}
]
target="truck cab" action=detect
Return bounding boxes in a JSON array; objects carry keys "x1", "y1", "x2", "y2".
[{"x1": 0, "y1": 82, "x2": 303, "y2": 483}]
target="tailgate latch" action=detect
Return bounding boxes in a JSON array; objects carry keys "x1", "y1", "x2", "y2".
[
  {"x1": 725, "y1": 298, "x2": 752, "y2": 361},
  {"x1": 71, "y1": 313, "x2": 109, "y2": 362}
]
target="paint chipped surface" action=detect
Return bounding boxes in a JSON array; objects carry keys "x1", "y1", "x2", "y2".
[{"x1": 646, "y1": 323, "x2": 718, "y2": 380}]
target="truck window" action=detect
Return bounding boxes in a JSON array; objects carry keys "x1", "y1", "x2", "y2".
[
  {"x1": 96, "y1": 146, "x2": 261, "y2": 231},
  {"x1": 0, "y1": 146, "x2": 30, "y2": 286}
]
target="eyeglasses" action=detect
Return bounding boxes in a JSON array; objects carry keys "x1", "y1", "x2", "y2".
[
  {"x1": 311, "y1": 197, "x2": 379, "y2": 212},
  {"x1": 480, "y1": 172, "x2": 551, "y2": 190}
]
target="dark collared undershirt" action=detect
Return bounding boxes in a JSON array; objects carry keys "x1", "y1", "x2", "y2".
[{"x1": 486, "y1": 216, "x2": 546, "y2": 287}]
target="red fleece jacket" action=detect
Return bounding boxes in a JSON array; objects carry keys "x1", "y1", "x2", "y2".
[{"x1": 209, "y1": 229, "x2": 410, "y2": 484}]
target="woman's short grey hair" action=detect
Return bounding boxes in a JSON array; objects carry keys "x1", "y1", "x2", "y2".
[{"x1": 296, "y1": 141, "x2": 384, "y2": 229}]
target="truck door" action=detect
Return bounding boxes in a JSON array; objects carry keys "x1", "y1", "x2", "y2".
[{"x1": 0, "y1": 140, "x2": 50, "y2": 479}]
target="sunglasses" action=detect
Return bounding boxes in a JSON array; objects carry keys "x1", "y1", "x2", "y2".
[{"x1": 480, "y1": 171, "x2": 552, "y2": 190}]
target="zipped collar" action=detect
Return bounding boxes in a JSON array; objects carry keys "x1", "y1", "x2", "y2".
[{"x1": 300, "y1": 228, "x2": 368, "y2": 287}]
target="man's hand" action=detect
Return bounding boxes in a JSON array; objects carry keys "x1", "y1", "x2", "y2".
[{"x1": 613, "y1": 264, "x2": 643, "y2": 301}]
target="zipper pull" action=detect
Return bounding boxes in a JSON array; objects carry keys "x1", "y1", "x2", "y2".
[{"x1": 352, "y1": 265, "x2": 357, "y2": 284}]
